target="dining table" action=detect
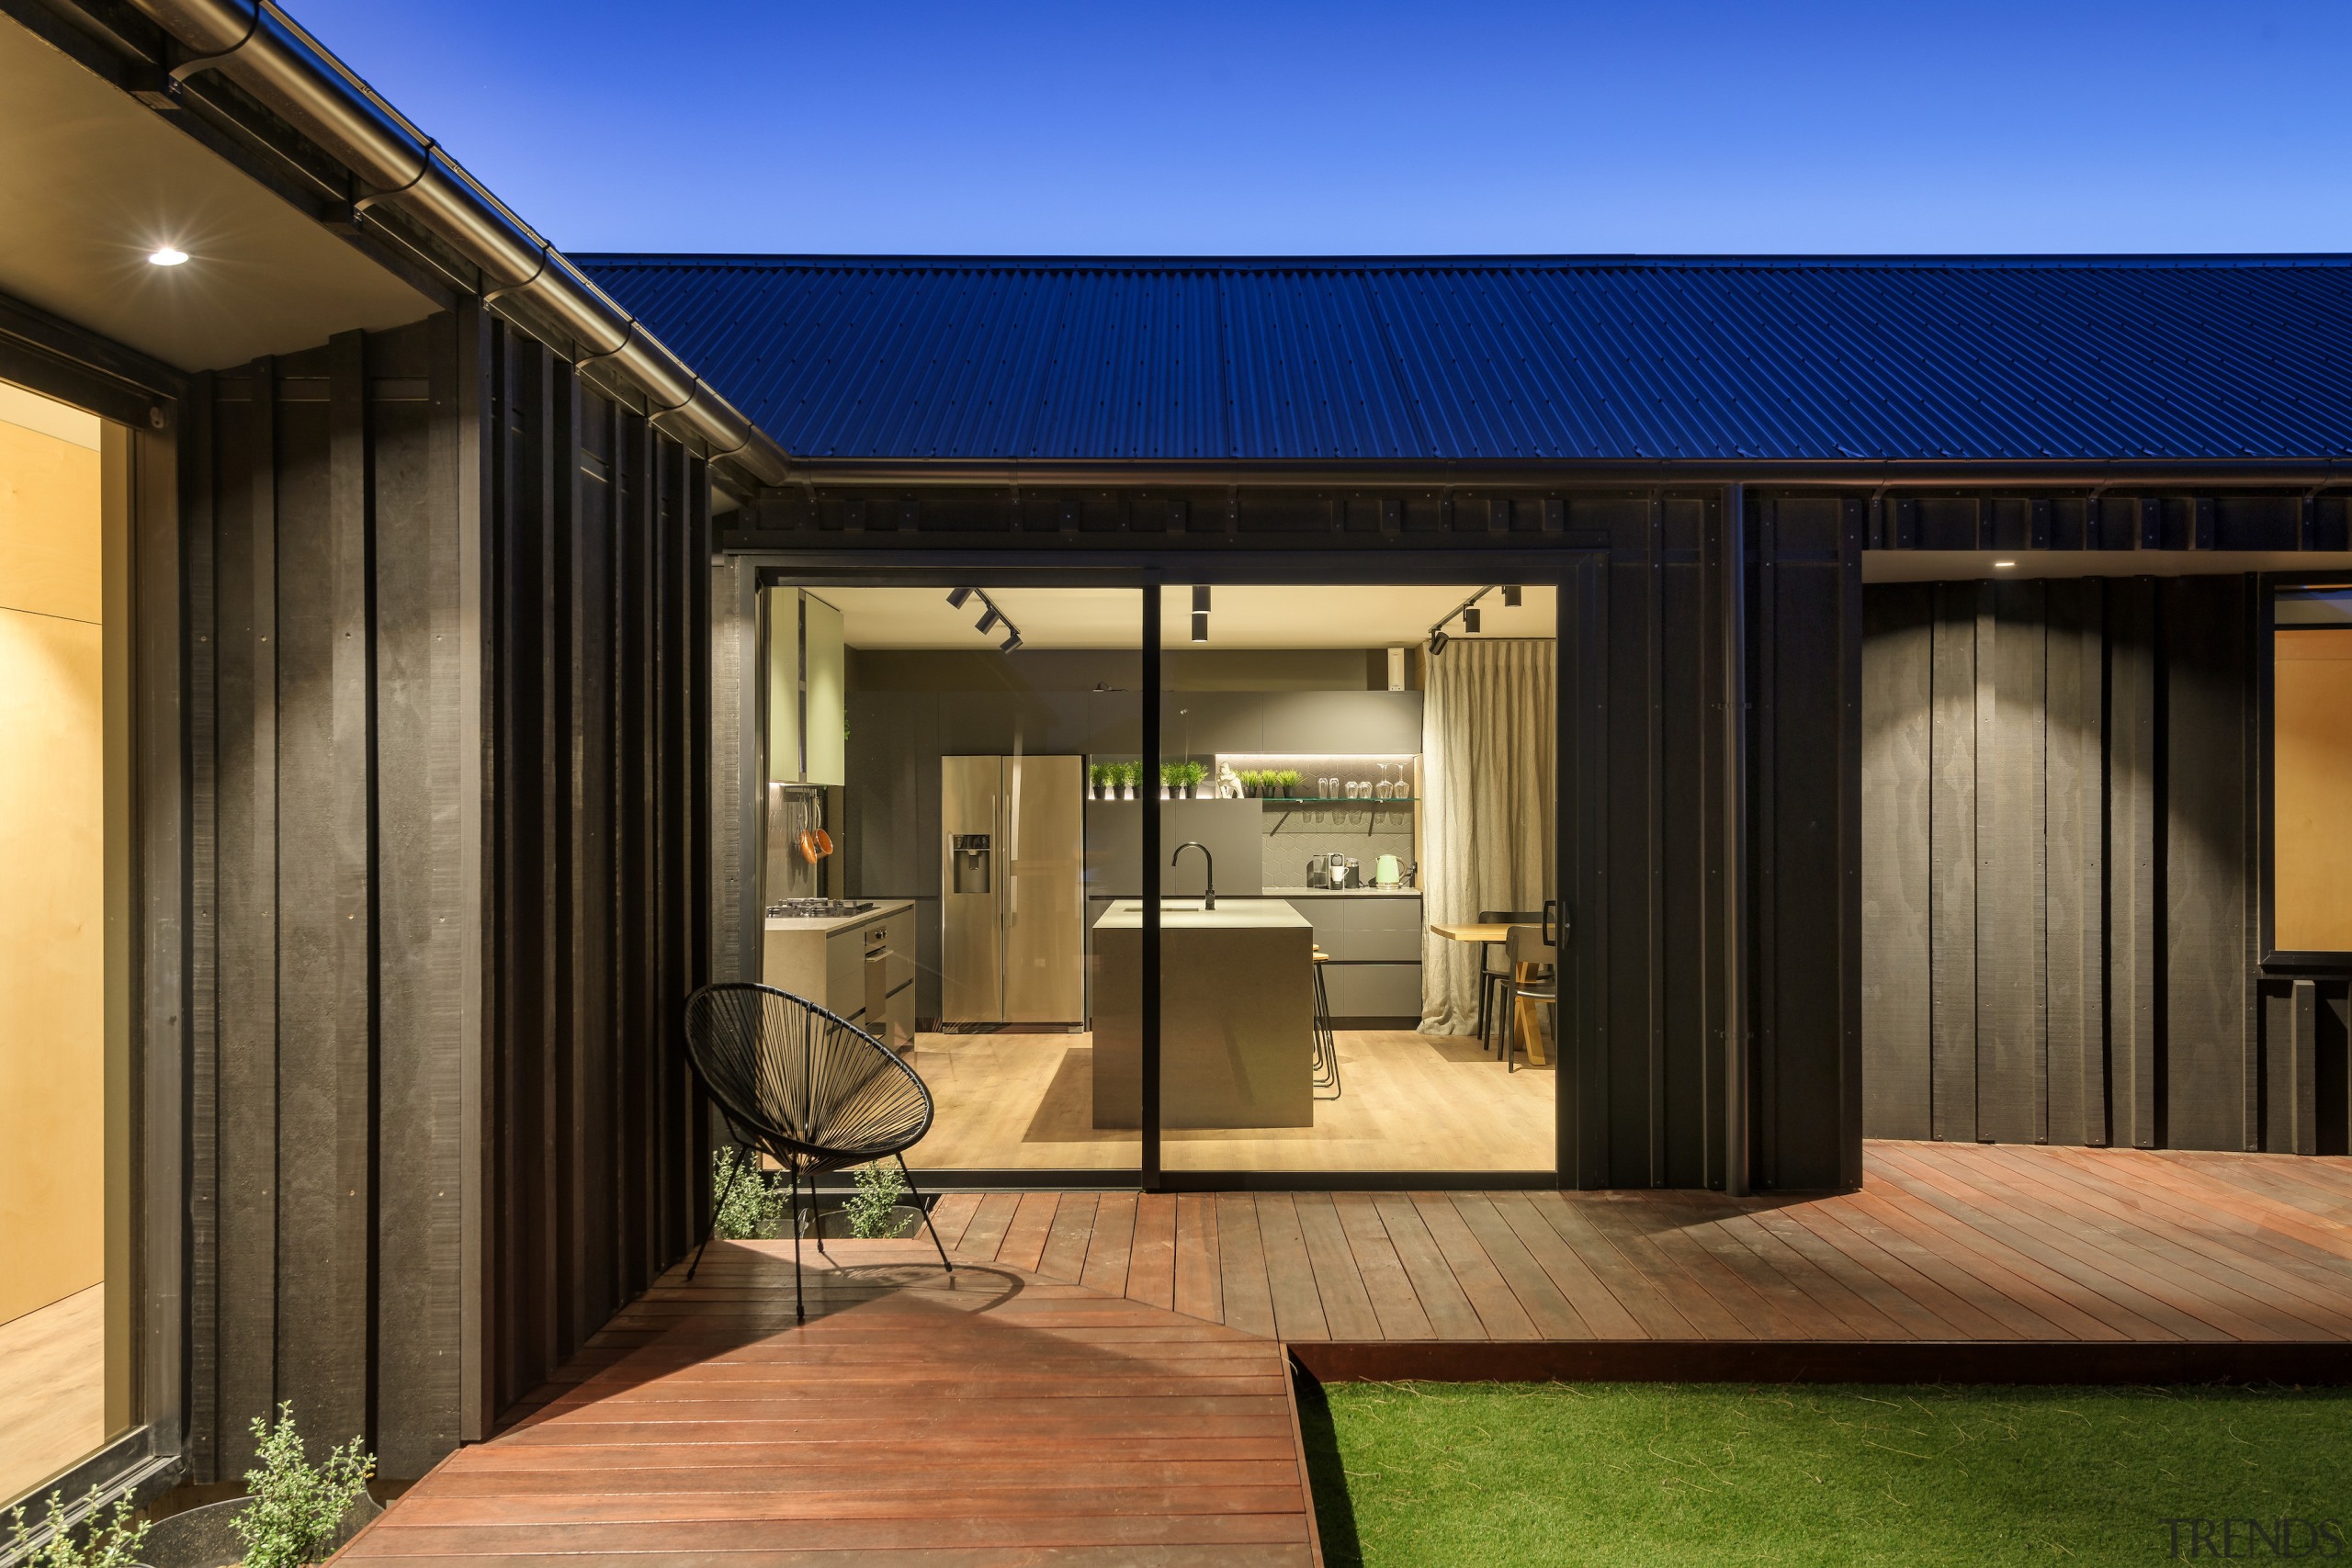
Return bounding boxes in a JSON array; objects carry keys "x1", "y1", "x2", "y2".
[{"x1": 1428, "y1": 921, "x2": 1550, "y2": 1066}]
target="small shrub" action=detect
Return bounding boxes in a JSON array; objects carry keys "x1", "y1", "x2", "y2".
[
  {"x1": 843, "y1": 1160, "x2": 910, "y2": 1237},
  {"x1": 713, "y1": 1145, "x2": 783, "y2": 1238},
  {"x1": 6, "y1": 1488, "x2": 150, "y2": 1568},
  {"x1": 232, "y1": 1403, "x2": 374, "y2": 1568}
]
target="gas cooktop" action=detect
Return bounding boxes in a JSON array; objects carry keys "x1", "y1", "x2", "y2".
[{"x1": 766, "y1": 898, "x2": 877, "y2": 919}]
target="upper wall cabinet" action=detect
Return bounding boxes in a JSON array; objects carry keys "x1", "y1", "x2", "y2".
[{"x1": 765, "y1": 589, "x2": 846, "y2": 787}]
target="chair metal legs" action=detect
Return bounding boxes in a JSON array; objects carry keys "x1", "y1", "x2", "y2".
[
  {"x1": 689, "y1": 1147, "x2": 748, "y2": 1282},
  {"x1": 788, "y1": 1166, "x2": 806, "y2": 1325},
  {"x1": 895, "y1": 1154, "x2": 956, "y2": 1275}
]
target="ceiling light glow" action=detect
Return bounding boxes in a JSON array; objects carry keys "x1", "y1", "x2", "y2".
[
  {"x1": 148, "y1": 247, "x2": 189, "y2": 266},
  {"x1": 1994, "y1": 560, "x2": 2017, "y2": 569}
]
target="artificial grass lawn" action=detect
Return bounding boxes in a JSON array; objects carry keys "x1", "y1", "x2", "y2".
[{"x1": 1303, "y1": 1382, "x2": 2352, "y2": 1566}]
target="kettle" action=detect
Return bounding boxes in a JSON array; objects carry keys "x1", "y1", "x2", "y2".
[{"x1": 1374, "y1": 853, "x2": 1401, "y2": 888}]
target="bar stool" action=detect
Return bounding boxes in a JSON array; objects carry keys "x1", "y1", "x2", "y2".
[{"x1": 1312, "y1": 949, "x2": 1342, "y2": 1099}]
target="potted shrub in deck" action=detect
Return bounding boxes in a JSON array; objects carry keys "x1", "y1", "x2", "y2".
[
  {"x1": 9, "y1": 1487, "x2": 151, "y2": 1568},
  {"x1": 124, "y1": 1404, "x2": 379, "y2": 1568}
]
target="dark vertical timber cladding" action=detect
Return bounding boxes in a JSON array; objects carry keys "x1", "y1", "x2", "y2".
[
  {"x1": 1602, "y1": 497, "x2": 1652, "y2": 1182},
  {"x1": 1977, "y1": 581, "x2": 2047, "y2": 1145},
  {"x1": 2161, "y1": 575, "x2": 2253, "y2": 1152},
  {"x1": 1750, "y1": 498, "x2": 1862, "y2": 1190},
  {"x1": 1928, "y1": 584, "x2": 1978, "y2": 1143},
  {"x1": 373, "y1": 314, "x2": 467, "y2": 1475},
  {"x1": 2110, "y1": 579, "x2": 2160, "y2": 1149},
  {"x1": 213, "y1": 358, "x2": 281, "y2": 1476},
  {"x1": 186, "y1": 311, "x2": 710, "y2": 1476},
  {"x1": 2043, "y1": 581, "x2": 2107, "y2": 1146},
  {"x1": 1859, "y1": 584, "x2": 1932, "y2": 1141},
  {"x1": 1658, "y1": 499, "x2": 1713, "y2": 1188},
  {"x1": 183, "y1": 376, "x2": 220, "y2": 1478}
]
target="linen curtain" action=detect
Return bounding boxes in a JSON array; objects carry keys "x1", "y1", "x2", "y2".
[{"x1": 1418, "y1": 638, "x2": 1556, "y2": 1037}]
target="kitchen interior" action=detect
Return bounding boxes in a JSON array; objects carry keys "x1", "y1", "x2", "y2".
[{"x1": 757, "y1": 583, "x2": 1557, "y2": 1174}]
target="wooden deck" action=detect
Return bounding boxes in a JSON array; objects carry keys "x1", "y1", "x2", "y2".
[{"x1": 345, "y1": 1143, "x2": 2352, "y2": 1563}]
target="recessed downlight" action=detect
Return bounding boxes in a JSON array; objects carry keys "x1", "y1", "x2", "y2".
[
  {"x1": 148, "y1": 247, "x2": 189, "y2": 266},
  {"x1": 1994, "y1": 559, "x2": 2017, "y2": 569}
]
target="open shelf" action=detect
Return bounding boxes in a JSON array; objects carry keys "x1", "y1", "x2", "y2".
[{"x1": 1257, "y1": 795, "x2": 1416, "y2": 805}]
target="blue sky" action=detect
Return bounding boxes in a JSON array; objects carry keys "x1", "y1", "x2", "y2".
[{"x1": 293, "y1": 0, "x2": 2351, "y2": 256}]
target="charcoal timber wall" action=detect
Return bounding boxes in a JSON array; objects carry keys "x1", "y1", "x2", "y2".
[
  {"x1": 182, "y1": 306, "x2": 709, "y2": 1483},
  {"x1": 1861, "y1": 574, "x2": 2352, "y2": 1154},
  {"x1": 718, "y1": 488, "x2": 1865, "y2": 1193}
]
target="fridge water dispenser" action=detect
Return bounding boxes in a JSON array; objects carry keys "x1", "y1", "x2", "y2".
[{"x1": 951, "y1": 833, "x2": 992, "y2": 893}]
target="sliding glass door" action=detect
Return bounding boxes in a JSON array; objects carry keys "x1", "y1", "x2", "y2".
[{"x1": 1154, "y1": 581, "x2": 1561, "y2": 1179}]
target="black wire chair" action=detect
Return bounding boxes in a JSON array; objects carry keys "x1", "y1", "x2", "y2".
[{"x1": 681, "y1": 981, "x2": 954, "y2": 1323}]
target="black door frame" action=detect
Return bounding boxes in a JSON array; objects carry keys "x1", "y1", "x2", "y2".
[{"x1": 734, "y1": 545, "x2": 1600, "y2": 1192}]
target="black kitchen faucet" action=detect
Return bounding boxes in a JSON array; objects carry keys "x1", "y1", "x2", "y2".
[{"x1": 1171, "y1": 840, "x2": 1216, "y2": 910}]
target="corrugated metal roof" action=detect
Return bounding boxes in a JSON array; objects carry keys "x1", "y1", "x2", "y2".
[{"x1": 571, "y1": 254, "x2": 2352, "y2": 463}]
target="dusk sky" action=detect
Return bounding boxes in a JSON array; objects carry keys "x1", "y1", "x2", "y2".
[{"x1": 291, "y1": 0, "x2": 2350, "y2": 256}]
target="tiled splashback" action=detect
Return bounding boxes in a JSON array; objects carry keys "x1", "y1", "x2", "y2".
[{"x1": 1260, "y1": 807, "x2": 1415, "y2": 888}]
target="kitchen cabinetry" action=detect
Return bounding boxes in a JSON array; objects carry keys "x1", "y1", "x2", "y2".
[
  {"x1": 764, "y1": 588, "x2": 845, "y2": 786},
  {"x1": 762, "y1": 901, "x2": 914, "y2": 1048}
]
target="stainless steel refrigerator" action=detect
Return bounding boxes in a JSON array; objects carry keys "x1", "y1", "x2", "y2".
[{"x1": 942, "y1": 754, "x2": 1084, "y2": 1025}]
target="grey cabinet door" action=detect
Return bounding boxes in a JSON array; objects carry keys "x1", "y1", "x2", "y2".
[{"x1": 1320, "y1": 963, "x2": 1424, "y2": 1021}]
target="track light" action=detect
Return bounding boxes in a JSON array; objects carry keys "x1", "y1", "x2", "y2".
[
  {"x1": 1000, "y1": 630, "x2": 1023, "y2": 653},
  {"x1": 1428, "y1": 628, "x2": 1450, "y2": 657},
  {"x1": 977, "y1": 607, "x2": 1001, "y2": 635},
  {"x1": 1502, "y1": 585, "x2": 1521, "y2": 607},
  {"x1": 946, "y1": 587, "x2": 974, "y2": 608},
  {"x1": 1192, "y1": 585, "x2": 1211, "y2": 613},
  {"x1": 1463, "y1": 607, "x2": 1481, "y2": 635},
  {"x1": 1192, "y1": 611, "x2": 1209, "y2": 643}
]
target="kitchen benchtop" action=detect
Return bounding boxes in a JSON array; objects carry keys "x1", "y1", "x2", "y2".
[
  {"x1": 1262, "y1": 886, "x2": 1421, "y2": 899},
  {"x1": 763, "y1": 897, "x2": 914, "y2": 936},
  {"x1": 1092, "y1": 897, "x2": 1311, "y2": 931}
]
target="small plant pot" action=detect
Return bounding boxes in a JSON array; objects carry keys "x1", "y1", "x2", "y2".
[
  {"x1": 1122, "y1": 785, "x2": 1135, "y2": 800},
  {"x1": 136, "y1": 1493, "x2": 384, "y2": 1568},
  {"x1": 803, "y1": 1203, "x2": 926, "y2": 1241}
]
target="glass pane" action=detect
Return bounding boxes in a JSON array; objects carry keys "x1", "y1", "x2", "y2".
[
  {"x1": 1157, "y1": 583, "x2": 1559, "y2": 1175},
  {"x1": 761, "y1": 584, "x2": 1142, "y2": 1173},
  {"x1": 2275, "y1": 585, "x2": 2352, "y2": 953},
  {"x1": 0, "y1": 380, "x2": 118, "y2": 1500}
]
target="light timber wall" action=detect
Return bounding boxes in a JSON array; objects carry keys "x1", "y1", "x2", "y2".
[
  {"x1": 1861, "y1": 574, "x2": 2352, "y2": 1155},
  {"x1": 182, "y1": 307, "x2": 711, "y2": 1483}
]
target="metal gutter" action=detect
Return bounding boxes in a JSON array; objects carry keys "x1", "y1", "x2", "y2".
[
  {"x1": 770, "y1": 457, "x2": 2352, "y2": 491},
  {"x1": 128, "y1": 0, "x2": 792, "y2": 488}
]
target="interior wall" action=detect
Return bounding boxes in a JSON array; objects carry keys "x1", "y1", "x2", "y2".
[
  {"x1": 181, "y1": 307, "x2": 710, "y2": 1483},
  {"x1": 1861, "y1": 573, "x2": 2347, "y2": 1154},
  {"x1": 0, "y1": 381, "x2": 105, "y2": 1328}
]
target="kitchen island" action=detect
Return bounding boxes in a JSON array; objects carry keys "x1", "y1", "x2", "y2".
[{"x1": 1091, "y1": 898, "x2": 1314, "y2": 1129}]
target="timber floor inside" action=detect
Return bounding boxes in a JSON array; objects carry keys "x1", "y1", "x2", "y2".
[
  {"x1": 0, "y1": 1283, "x2": 105, "y2": 1507},
  {"x1": 906, "y1": 1028, "x2": 1554, "y2": 1173}
]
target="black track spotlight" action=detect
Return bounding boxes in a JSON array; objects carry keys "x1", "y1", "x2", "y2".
[
  {"x1": 946, "y1": 586, "x2": 974, "y2": 608},
  {"x1": 977, "y1": 606, "x2": 1001, "y2": 635},
  {"x1": 1192, "y1": 585, "x2": 1211, "y2": 613},
  {"x1": 1428, "y1": 627, "x2": 1450, "y2": 657},
  {"x1": 1502, "y1": 585, "x2": 1522, "y2": 607},
  {"x1": 1000, "y1": 630, "x2": 1023, "y2": 653},
  {"x1": 1191, "y1": 611, "x2": 1209, "y2": 643},
  {"x1": 1463, "y1": 607, "x2": 1481, "y2": 635}
]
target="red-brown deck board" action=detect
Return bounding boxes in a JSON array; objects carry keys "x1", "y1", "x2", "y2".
[{"x1": 344, "y1": 1143, "x2": 2352, "y2": 1562}]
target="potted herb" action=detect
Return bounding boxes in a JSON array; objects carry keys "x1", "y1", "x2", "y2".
[
  {"x1": 112, "y1": 1404, "x2": 379, "y2": 1568},
  {"x1": 1159, "y1": 761, "x2": 1182, "y2": 798},
  {"x1": 1086, "y1": 761, "x2": 1110, "y2": 800},
  {"x1": 1278, "y1": 769, "x2": 1303, "y2": 799},
  {"x1": 1237, "y1": 769, "x2": 1258, "y2": 798},
  {"x1": 1118, "y1": 761, "x2": 1139, "y2": 800},
  {"x1": 1181, "y1": 760, "x2": 1207, "y2": 797}
]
